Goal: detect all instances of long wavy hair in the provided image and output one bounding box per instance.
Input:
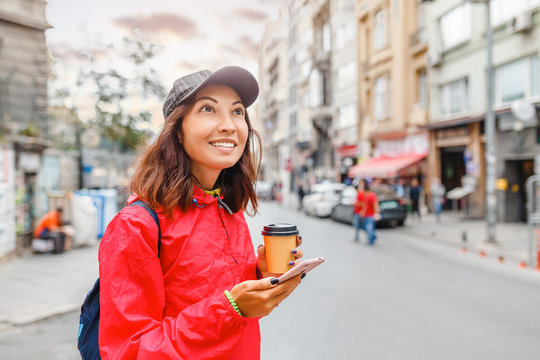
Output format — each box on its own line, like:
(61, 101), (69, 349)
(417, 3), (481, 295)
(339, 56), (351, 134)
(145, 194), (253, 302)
(130, 94), (261, 218)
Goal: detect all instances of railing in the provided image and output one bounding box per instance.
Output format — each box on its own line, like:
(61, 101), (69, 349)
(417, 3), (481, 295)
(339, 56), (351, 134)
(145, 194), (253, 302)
(409, 27), (427, 48)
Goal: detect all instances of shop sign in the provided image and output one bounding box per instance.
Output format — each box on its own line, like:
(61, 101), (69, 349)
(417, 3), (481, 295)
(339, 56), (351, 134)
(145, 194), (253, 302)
(336, 145), (359, 157)
(373, 134), (428, 157)
(436, 126), (468, 139)
(496, 178), (508, 191)
(18, 152), (41, 172)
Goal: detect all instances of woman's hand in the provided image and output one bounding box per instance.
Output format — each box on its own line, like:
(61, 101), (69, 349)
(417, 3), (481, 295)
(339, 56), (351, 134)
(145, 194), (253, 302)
(257, 235), (303, 278)
(229, 274), (303, 318)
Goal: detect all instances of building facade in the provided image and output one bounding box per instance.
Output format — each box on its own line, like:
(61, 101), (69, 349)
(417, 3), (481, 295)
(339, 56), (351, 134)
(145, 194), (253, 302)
(351, 0), (429, 183)
(1, 0), (51, 254)
(425, 0), (540, 220)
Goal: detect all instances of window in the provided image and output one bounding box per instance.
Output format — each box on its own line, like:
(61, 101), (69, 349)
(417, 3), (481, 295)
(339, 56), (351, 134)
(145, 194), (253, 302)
(309, 70), (321, 107)
(322, 23), (331, 52)
(417, 68), (427, 109)
(496, 55), (540, 104)
(374, 76), (390, 120)
(290, 112), (297, 132)
(374, 10), (387, 51)
(335, 21), (355, 50)
(337, 103), (357, 129)
(289, 84), (297, 106)
(440, 78), (469, 115)
(491, 0), (540, 25)
(440, 4), (471, 50)
(337, 61), (356, 89)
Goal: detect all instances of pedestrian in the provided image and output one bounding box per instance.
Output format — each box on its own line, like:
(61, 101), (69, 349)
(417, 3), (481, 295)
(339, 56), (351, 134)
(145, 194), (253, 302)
(409, 178), (422, 219)
(354, 180), (380, 245)
(297, 182), (305, 210)
(353, 181), (364, 243)
(430, 177), (446, 222)
(33, 207), (66, 254)
(98, 66), (305, 359)
(395, 178), (405, 198)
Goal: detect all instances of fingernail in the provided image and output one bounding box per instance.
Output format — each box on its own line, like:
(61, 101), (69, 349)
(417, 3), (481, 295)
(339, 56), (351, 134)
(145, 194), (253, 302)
(258, 244), (263, 250)
(291, 249), (297, 254)
(270, 278), (279, 285)
(288, 261), (295, 266)
(301, 273), (306, 279)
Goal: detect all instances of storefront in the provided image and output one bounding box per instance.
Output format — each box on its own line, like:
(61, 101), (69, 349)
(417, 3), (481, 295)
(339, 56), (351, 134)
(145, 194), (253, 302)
(495, 108), (540, 222)
(347, 133), (428, 182)
(427, 121), (484, 218)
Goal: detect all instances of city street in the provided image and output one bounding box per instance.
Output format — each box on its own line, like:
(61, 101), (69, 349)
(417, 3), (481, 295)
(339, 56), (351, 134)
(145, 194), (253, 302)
(1, 201), (540, 359)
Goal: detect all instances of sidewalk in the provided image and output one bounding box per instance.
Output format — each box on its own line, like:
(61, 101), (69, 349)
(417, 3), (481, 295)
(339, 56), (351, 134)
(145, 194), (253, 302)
(0, 244), (99, 331)
(400, 210), (535, 266)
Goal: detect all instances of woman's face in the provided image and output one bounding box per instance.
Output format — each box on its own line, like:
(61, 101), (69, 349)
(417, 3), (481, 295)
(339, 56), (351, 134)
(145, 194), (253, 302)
(180, 84), (248, 184)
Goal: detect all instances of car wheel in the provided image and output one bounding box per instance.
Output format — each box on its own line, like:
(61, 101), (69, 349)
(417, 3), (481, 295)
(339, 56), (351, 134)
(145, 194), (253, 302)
(397, 219), (405, 226)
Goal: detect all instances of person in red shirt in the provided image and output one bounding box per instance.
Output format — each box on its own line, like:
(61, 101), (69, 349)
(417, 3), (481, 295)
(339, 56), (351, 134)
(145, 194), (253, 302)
(98, 67), (305, 359)
(34, 207), (65, 254)
(353, 180), (380, 245)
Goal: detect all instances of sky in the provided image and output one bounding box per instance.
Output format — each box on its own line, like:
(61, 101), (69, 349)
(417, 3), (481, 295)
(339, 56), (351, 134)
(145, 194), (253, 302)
(45, 0), (289, 125)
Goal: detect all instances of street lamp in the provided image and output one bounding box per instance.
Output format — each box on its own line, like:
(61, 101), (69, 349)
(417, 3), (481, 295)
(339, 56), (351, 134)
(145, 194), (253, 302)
(468, 0), (497, 243)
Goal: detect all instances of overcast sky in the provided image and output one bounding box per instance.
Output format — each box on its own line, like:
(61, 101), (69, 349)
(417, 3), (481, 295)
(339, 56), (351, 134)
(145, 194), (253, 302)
(45, 0), (289, 124)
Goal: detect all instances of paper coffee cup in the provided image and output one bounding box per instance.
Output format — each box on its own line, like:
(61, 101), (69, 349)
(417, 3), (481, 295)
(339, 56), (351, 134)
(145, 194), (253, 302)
(262, 223), (299, 274)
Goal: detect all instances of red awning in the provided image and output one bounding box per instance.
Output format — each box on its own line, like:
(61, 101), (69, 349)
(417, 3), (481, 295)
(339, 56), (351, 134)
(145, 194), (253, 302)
(348, 153), (426, 178)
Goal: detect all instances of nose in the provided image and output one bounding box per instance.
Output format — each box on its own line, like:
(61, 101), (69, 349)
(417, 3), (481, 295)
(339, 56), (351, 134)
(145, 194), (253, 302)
(217, 112), (236, 133)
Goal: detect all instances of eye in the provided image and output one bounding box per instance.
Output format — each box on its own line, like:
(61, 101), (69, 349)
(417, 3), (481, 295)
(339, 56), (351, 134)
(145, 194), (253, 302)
(201, 105), (214, 112)
(233, 108), (245, 116)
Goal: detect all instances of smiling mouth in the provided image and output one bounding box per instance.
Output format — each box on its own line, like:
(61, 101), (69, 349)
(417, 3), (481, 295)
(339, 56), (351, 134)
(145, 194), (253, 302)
(210, 142), (236, 148)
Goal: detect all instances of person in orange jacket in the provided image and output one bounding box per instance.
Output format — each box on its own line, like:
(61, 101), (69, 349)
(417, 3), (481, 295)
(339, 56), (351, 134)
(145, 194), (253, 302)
(98, 66), (305, 359)
(34, 207), (65, 254)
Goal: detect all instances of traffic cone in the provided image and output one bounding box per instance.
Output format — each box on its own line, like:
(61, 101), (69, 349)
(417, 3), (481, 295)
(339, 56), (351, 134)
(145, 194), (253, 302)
(498, 255), (504, 263)
(460, 247), (467, 253)
(479, 250), (486, 257)
(519, 261), (527, 268)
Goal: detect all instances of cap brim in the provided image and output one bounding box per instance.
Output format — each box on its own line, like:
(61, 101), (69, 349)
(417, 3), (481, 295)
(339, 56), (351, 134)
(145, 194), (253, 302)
(190, 66), (259, 108)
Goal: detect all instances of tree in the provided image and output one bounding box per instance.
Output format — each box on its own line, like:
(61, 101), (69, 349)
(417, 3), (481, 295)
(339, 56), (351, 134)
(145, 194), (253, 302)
(80, 37), (166, 152)
(50, 36), (166, 152)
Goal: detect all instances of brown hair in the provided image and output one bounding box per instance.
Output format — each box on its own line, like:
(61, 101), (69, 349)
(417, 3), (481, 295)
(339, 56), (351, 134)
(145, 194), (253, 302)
(130, 95), (261, 218)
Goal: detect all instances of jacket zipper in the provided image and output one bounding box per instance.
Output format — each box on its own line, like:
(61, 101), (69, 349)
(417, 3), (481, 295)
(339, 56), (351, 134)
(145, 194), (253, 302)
(214, 195), (237, 264)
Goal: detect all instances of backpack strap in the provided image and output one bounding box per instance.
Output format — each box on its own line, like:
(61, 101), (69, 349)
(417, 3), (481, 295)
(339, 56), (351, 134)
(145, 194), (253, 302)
(129, 200), (161, 257)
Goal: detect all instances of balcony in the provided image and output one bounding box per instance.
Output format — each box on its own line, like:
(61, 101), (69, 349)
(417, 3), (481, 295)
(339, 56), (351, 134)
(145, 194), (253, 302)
(312, 48), (330, 69)
(409, 27), (427, 56)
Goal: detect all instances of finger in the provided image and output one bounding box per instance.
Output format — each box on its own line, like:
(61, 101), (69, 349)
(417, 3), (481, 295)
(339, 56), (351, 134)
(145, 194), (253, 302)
(291, 249), (303, 259)
(296, 235), (302, 247)
(242, 277), (280, 292)
(273, 274), (302, 303)
(257, 244), (265, 257)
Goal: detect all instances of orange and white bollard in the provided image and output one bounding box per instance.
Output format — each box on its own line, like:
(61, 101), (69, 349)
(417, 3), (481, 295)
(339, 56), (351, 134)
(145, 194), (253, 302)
(536, 229), (540, 271)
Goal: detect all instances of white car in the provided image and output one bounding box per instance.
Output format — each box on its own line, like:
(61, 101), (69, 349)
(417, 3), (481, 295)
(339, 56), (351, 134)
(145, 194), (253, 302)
(302, 182), (347, 217)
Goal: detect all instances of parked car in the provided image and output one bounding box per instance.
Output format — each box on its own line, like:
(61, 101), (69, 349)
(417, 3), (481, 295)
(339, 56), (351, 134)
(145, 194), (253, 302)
(302, 182), (347, 217)
(331, 185), (407, 227)
(255, 181), (272, 200)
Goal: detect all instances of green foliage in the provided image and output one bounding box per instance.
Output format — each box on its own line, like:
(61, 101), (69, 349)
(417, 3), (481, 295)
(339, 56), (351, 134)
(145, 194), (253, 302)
(74, 36), (165, 152)
(18, 124), (41, 137)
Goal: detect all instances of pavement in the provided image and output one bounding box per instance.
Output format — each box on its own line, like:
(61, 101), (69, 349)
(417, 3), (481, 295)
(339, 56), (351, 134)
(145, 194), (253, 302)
(0, 208), (538, 331)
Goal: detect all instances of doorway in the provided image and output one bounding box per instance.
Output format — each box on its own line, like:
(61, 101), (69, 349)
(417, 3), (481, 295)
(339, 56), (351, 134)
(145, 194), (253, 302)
(440, 146), (466, 210)
(504, 159), (534, 222)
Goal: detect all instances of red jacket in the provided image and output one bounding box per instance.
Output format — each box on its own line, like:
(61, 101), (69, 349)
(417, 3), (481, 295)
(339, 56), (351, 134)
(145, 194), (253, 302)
(98, 186), (260, 359)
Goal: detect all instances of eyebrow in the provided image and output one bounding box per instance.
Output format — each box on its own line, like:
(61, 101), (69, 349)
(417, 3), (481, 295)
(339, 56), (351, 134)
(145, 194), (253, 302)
(195, 96), (244, 107)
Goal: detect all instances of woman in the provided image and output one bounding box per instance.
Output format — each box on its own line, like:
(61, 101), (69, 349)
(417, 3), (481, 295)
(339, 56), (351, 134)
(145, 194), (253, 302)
(98, 66), (304, 359)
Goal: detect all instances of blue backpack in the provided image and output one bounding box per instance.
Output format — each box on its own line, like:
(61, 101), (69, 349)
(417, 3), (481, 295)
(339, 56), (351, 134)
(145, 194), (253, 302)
(77, 200), (161, 360)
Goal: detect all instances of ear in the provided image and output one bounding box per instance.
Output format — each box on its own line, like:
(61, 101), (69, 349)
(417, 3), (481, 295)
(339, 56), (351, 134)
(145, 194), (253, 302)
(177, 132), (182, 144)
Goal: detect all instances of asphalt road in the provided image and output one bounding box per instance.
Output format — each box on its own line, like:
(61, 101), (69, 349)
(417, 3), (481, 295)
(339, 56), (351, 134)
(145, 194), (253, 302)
(1, 201), (539, 360)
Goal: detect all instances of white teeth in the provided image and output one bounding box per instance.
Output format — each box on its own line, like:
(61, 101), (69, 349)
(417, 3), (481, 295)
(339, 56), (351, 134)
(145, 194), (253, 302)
(211, 142), (235, 148)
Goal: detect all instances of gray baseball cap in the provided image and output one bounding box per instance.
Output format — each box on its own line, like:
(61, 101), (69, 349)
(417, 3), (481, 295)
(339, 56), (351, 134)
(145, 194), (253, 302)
(162, 66), (259, 119)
